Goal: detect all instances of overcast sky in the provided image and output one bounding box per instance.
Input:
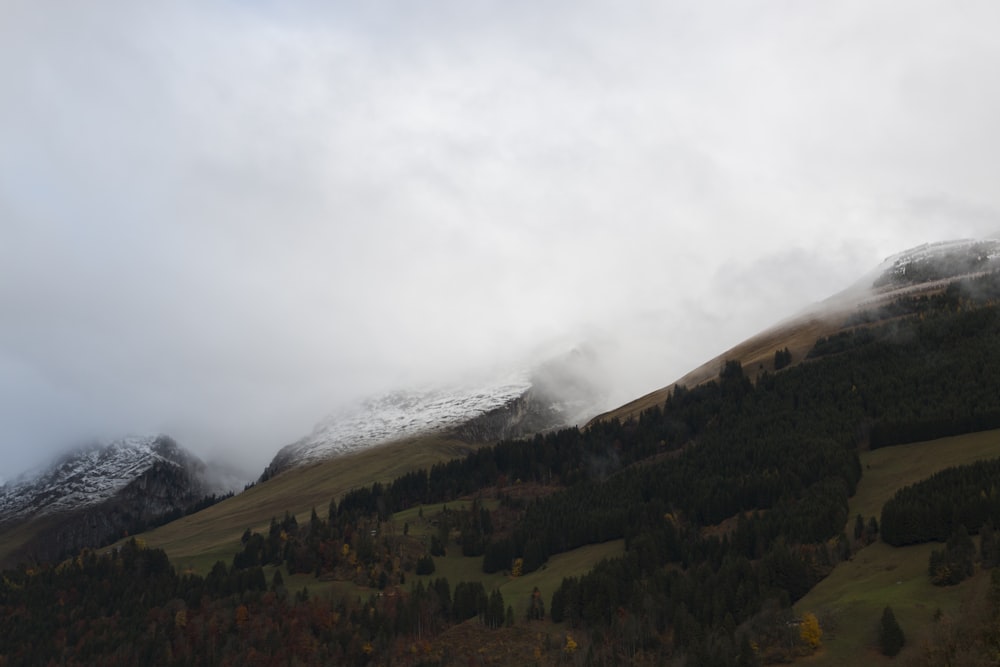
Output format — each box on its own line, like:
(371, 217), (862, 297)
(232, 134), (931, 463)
(3, 1), (1000, 481)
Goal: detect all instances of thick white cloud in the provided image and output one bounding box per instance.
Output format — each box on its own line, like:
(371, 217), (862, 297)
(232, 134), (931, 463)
(3, 0), (1000, 478)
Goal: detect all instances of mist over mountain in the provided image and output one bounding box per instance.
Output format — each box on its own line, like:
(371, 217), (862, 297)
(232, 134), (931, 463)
(6, 1), (1000, 483)
(261, 345), (610, 477)
(6, 236), (1000, 664)
(6, 2), (1000, 662)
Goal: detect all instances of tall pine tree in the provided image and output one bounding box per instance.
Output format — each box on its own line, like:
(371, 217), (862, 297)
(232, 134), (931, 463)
(879, 606), (905, 657)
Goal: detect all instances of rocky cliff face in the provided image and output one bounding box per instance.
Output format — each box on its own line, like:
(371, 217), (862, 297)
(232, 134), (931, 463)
(0, 435), (211, 566)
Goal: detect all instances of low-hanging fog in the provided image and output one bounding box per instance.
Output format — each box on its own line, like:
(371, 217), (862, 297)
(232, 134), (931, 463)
(3, 1), (1000, 481)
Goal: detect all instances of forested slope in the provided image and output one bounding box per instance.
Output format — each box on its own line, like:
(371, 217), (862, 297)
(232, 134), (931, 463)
(5, 271), (1000, 665)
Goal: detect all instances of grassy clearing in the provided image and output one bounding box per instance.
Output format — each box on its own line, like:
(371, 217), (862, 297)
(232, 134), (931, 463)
(393, 497), (623, 618)
(410, 539), (625, 619)
(499, 540), (625, 619)
(850, 429), (1000, 522)
(391, 499), (500, 540)
(795, 428), (1000, 665)
(794, 540), (975, 665)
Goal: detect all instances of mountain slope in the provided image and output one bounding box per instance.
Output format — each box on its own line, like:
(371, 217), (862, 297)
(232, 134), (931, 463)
(0, 435), (213, 566)
(594, 238), (1000, 424)
(137, 238), (1000, 575)
(8, 239), (1000, 665)
(129, 433), (486, 573)
(104, 252), (1000, 665)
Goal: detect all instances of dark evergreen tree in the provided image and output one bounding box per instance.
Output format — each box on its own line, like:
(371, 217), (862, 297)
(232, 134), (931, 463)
(415, 555), (436, 575)
(774, 347), (792, 371)
(485, 589), (505, 629)
(879, 606), (905, 657)
(866, 516), (879, 542)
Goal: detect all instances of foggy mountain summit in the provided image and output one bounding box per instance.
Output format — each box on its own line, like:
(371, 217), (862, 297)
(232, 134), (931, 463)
(0, 434), (229, 566)
(595, 236), (1000, 424)
(0, 235), (994, 554)
(261, 346), (609, 479)
(0, 435), (208, 523)
(5, 238), (1000, 662)
(874, 238), (1000, 289)
(7, 0), (1000, 499)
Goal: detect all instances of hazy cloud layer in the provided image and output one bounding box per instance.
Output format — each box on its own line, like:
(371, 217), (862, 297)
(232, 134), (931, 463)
(3, 1), (1000, 479)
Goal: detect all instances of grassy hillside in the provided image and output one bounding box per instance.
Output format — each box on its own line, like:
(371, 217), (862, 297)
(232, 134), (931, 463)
(135, 434), (483, 573)
(0, 514), (56, 567)
(396, 498), (623, 609)
(10, 269), (1000, 665)
(129, 279), (1000, 664)
(796, 541), (976, 665)
(795, 428), (1000, 665)
(849, 429), (1000, 522)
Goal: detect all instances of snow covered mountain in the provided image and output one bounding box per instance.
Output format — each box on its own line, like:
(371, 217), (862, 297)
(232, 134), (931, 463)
(0, 435), (204, 522)
(0, 435), (215, 566)
(263, 348), (607, 478)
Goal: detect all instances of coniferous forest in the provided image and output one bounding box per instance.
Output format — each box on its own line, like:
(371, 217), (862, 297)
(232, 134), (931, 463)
(5, 271), (1000, 664)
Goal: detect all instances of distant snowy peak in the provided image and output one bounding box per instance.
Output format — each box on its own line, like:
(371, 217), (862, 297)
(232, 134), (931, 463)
(264, 376), (534, 476)
(0, 434), (204, 523)
(261, 347), (610, 479)
(336, 378), (533, 440)
(874, 238), (1000, 289)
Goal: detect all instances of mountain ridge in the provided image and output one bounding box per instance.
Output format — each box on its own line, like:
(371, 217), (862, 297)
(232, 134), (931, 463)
(0, 434), (217, 566)
(591, 237), (1000, 425)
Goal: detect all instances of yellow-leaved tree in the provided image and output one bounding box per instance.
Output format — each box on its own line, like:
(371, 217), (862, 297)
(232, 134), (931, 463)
(800, 612), (822, 650)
